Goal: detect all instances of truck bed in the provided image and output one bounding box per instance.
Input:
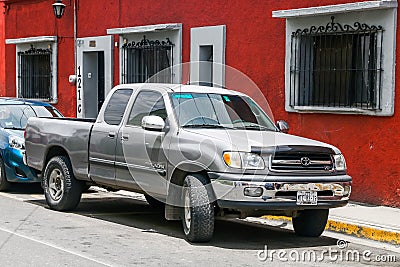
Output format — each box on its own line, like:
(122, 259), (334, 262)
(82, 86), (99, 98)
(25, 117), (95, 180)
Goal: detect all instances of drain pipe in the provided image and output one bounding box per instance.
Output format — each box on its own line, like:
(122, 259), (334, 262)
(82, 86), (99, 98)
(74, 0), (77, 77)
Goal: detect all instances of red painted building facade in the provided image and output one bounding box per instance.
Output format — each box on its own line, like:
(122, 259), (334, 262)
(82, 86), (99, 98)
(0, 0), (399, 207)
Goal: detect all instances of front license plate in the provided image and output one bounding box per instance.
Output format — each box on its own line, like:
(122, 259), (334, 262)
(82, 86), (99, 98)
(296, 191), (317, 205)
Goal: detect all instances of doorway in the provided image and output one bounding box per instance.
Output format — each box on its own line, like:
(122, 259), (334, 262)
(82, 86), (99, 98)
(76, 35), (113, 118)
(199, 45), (213, 87)
(82, 51), (105, 118)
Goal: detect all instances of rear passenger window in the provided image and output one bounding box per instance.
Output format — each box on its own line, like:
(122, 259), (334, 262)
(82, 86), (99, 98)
(128, 91), (167, 126)
(104, 89), (133, 125)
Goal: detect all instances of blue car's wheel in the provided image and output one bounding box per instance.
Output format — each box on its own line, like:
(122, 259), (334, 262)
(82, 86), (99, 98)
(0, 158), (10, 191)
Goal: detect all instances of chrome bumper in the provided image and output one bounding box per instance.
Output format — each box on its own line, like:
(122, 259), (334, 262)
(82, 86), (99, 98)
(208, 172), (351, 209)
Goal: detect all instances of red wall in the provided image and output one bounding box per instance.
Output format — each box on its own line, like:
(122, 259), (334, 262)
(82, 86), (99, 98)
(2, 0), (400, 207)
(0, 10), (4, 94)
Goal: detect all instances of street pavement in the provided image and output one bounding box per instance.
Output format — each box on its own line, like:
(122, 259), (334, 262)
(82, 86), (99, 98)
(262, 202), (400, 246)
(0, 184), (398, 266)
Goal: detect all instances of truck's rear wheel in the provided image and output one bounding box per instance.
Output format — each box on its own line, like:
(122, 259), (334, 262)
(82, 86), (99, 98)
(43, 156), (82, 211)
(292, 209), (329, 237)
(182, 174), (214, 243)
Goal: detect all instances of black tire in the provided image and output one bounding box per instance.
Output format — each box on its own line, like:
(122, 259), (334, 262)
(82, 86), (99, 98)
(0, 158), (10, 191)
(82, 184), (91, 192)
(43, 156), (83, 211)
(182, 174), (214, 243)
(292, 209), (329, 237)
(144, 194), (164, 210)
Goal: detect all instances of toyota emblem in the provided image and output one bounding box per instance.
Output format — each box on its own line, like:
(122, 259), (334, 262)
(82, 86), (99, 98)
(300, 157), (311, 167)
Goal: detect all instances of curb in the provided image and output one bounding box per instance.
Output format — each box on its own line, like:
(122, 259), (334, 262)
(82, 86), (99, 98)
(262, 215), (400, 246)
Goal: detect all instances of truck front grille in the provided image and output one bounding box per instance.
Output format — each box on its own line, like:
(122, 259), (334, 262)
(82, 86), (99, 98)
(270, 152), (333, 173)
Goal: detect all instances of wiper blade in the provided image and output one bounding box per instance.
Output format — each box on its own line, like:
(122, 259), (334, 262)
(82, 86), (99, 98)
(182, 124), (234, 129)
(235, 124), (274, 131)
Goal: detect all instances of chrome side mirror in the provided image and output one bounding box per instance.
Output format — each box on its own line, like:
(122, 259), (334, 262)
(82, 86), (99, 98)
(142, 115), (165, 131)
(276, 120), (289, 133)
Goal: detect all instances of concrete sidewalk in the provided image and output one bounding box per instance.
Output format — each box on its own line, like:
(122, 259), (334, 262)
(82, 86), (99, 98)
(262, 202), (400, 245)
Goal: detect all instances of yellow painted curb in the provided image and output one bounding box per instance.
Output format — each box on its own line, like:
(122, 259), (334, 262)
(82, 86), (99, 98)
(262, 215), (400, 245)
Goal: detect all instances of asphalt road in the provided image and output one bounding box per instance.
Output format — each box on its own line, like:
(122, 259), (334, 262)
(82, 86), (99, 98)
(0, 185), (398, 267)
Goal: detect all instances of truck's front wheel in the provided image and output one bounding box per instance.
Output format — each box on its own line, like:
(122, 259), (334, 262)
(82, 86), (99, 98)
(182, 174), (214, 243)
(43, 156), (83, 211)
(292, 209), (329, 237)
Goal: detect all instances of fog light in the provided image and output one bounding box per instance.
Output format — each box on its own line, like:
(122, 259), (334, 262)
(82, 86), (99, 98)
(244, 187), (263, 197)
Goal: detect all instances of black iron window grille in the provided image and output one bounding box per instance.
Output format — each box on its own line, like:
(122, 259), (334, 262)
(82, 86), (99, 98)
(290, 16), (383, 110)
(121, 36), (174, 84)
(18, 45), (53, 101)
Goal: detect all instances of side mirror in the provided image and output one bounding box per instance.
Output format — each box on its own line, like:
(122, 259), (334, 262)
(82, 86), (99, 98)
(276, 120), (289, 133)
(142, 115), (165, 131)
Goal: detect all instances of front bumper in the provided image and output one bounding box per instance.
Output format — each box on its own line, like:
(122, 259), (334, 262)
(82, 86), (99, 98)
(4, 148), (39, 183)
(208, 172), (351, 212)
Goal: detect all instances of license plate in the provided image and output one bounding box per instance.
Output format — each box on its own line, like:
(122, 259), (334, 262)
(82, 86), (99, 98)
(296, 191), (317, 205)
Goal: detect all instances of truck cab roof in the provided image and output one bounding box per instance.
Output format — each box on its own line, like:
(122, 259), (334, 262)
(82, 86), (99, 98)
(112, 83), (247, 96)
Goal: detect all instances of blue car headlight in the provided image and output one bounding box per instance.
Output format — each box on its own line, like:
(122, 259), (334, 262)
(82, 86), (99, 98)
(9, 135), (25, 150)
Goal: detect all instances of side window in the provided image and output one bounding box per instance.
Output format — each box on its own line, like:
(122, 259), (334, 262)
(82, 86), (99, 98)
(127, 91), (167, 126)
(104, 89), (133, 125)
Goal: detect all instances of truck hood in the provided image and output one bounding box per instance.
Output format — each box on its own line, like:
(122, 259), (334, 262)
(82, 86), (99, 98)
(182, 128), (341, 154)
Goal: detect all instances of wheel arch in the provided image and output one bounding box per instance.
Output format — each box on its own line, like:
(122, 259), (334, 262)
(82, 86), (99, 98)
(43, 146), (70, 173)
(165, 164), (215, 221)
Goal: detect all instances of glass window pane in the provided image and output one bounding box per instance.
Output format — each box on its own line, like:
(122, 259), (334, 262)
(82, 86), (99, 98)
(104, 89), (133, 125)
(128, 91), (167, 126)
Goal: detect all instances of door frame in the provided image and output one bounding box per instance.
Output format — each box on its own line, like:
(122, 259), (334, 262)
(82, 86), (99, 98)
(76, 35), (113, 118)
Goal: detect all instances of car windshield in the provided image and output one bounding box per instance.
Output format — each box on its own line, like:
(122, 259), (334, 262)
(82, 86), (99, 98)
(170, 93), (277, 131)
(0, 104), (61, 130)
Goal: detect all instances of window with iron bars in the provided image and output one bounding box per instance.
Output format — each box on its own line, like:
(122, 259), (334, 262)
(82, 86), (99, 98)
(289, 16), (383, 110)
(121, 36), (174, 84)
(18, 45), (53, 101)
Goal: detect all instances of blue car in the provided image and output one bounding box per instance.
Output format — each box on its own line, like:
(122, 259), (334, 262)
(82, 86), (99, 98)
(0, 98), (62, 191)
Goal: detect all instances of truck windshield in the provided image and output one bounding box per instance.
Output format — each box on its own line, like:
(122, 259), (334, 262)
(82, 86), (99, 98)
(170, 93), (277, 131)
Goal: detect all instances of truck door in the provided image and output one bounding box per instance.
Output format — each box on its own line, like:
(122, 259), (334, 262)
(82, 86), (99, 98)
(89, 88), (133, 186)
(115, 90), (168, 196)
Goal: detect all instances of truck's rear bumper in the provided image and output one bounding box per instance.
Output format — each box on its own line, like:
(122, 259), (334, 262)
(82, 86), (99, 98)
(208, 172), (351, 212)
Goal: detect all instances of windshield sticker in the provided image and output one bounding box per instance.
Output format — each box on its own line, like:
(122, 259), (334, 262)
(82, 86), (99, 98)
(223, 96), (231, 102)
(173, 94), (193, 99)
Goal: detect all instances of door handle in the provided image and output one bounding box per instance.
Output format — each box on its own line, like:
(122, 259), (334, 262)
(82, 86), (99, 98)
(121, 135), (129, 141)
(108, 132), (116, 138)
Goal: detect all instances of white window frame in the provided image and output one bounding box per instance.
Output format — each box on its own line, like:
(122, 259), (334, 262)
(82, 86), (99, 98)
(5, 36), (58, 103)
(107, 23), (182, 84)
(190, 25), (226, 88)
(273, 1), (397, 116)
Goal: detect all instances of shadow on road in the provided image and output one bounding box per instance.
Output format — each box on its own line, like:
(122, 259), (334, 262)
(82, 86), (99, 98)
(5, 183), (43, 194)
(27, 193), (339, 251)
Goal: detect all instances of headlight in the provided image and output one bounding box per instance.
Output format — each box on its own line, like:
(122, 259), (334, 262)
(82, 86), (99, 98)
(9, 135), (25, 150)
(333, 154), (346, 171)
(223, 152), (265, 169)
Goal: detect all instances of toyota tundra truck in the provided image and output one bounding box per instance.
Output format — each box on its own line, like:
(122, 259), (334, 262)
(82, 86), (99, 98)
(25, 83), (352, 242)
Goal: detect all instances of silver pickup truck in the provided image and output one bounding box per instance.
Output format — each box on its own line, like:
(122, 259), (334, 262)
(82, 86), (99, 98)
(25, 83), (351, 242)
